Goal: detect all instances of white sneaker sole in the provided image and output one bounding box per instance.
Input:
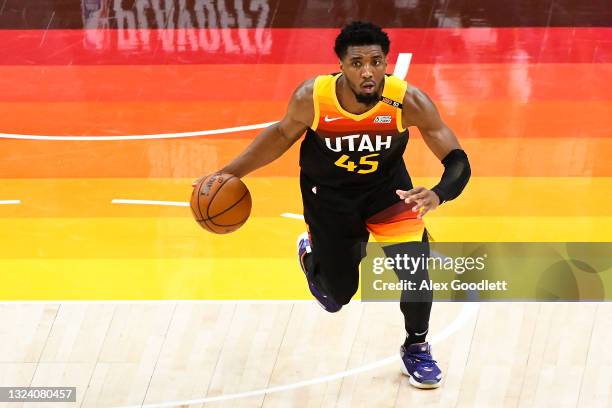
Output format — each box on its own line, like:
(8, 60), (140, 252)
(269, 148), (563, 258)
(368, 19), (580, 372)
(400, 363), (441, 389)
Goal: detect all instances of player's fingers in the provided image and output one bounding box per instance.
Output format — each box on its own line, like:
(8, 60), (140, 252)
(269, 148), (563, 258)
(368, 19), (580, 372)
(397, 187), (421, 198)
(412, 191), (429, 200)
(420, 197), (440, 218)
(406, 191), (429, 206)
(406, 187), (427, 198)
(416, 202), (431, 218)
(415, 191), (440, 209)
(418, 206), (431, 219)
(192, 175), (208, 187)
(396, 189), (409, 199)
(397, 187), (422, 194)
(406, 186), (425, 195)
(412, 198), (427, 211)
(403, 188), (425, 203)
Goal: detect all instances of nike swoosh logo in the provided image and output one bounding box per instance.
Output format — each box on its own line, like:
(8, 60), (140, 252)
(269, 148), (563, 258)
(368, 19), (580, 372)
(324, 115), (343, 122)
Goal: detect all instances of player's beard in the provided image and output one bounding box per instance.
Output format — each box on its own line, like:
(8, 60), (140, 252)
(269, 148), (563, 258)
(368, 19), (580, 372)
(352, 82), (382, 106)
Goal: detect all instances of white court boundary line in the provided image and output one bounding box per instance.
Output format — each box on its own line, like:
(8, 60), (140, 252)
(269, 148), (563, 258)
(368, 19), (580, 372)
(393, 52), (412, 82)
(0, 53), (411, 141)
(115, 302), (479, 408)
(0, 200), (20, 205)
(111, 199), (305, 222)
(281, 212), (305, 220)
(0, 121), (278, 141)
(0, 300), (315, 305)
(112, 199), (190, 207)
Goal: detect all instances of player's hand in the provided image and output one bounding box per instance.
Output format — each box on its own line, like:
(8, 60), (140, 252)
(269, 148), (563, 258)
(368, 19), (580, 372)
(396, 187), (440, 219)
(192, 171), (221, 188)
(192, 178), (202, 188)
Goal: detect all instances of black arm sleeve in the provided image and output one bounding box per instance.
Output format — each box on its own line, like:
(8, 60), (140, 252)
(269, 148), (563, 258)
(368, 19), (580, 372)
(430, 149), (471, 204)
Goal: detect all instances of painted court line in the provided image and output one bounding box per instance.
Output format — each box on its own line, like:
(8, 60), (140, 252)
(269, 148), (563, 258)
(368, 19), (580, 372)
(280, 212), (305, 220)
(115, 302), (479, 408)
(0, 200), (21, 205)
(0, 53), (411, 141)
(393, 52), (412, 80)
(0, 121), (278, 141)
(112, 199), (190, 207)
(0, 300), (315, 305)
(111, 200), (305, 223)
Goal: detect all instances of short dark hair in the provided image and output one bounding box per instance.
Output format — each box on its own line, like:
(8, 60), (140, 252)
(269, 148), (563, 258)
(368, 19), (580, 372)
(334, 21), (390, 60)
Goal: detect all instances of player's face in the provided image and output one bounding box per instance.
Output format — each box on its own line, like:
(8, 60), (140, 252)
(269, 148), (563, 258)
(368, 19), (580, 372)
(340, 45), (387, 104)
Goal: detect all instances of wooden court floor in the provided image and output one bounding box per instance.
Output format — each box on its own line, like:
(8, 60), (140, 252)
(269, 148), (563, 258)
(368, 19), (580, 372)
(0, 301), (610, 407)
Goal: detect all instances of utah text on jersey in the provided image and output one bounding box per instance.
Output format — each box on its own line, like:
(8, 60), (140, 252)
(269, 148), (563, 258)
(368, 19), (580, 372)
(324, 134), (392, 152)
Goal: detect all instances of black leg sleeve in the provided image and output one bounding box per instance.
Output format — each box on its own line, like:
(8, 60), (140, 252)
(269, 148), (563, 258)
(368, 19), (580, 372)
(382, 230), (433, 344)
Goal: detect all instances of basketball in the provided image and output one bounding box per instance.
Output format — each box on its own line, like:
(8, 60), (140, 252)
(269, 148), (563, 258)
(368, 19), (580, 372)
(190, 173), (252, 234)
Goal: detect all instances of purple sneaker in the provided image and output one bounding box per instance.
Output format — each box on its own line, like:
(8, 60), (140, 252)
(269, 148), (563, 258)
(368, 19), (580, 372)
(297, 232), (342, 313)
(400, 342), (442, 389)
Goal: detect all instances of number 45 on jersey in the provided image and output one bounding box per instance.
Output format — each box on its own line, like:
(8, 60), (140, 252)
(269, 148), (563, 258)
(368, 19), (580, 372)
(334, 154), (380, 174)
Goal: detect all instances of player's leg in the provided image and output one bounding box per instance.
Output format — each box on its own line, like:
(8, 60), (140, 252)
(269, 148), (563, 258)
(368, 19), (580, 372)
(380, 230), (433, 343)
(298, 174), (369, 312)
(380, 232), (440, 388)
(365, 168), (442, 388)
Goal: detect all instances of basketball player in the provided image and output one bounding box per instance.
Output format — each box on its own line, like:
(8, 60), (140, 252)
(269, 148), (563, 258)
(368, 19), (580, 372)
(197, 21), (470, 388)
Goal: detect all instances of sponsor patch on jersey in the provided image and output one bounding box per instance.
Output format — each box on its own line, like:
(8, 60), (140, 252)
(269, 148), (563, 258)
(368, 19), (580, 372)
(380, 96), (403, 108)
(373, 115), (392, 124)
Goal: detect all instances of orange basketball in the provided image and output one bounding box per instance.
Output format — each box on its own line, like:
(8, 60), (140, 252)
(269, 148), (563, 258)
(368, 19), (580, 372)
(190, 173), (252, 234)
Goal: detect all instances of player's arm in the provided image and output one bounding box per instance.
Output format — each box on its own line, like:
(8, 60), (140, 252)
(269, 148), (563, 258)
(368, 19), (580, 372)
(206, 80), (314, 180)
(396, 86), (471, 218)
